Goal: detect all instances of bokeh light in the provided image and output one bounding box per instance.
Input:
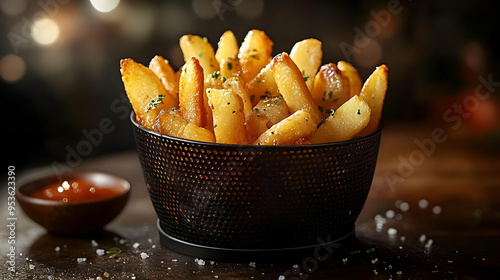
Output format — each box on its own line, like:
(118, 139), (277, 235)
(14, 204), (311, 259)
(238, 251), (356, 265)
(236, 0), (264, 19)
(32, 18), (60, 45)
(0, 54), (26, 83)
(0, 0), (26, 16)
(192, 0), (217, 20)
(90, 0), (120, 13)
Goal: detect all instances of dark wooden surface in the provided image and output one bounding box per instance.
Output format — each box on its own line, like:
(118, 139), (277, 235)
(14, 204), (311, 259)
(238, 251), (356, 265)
(2, 123), (499, 279)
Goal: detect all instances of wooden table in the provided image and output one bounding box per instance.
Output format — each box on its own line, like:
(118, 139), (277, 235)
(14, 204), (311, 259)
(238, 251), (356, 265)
(2, 123), (499, 279)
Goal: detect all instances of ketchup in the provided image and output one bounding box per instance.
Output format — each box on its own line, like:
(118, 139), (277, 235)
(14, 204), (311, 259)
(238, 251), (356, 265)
(30, 180), (119, 203)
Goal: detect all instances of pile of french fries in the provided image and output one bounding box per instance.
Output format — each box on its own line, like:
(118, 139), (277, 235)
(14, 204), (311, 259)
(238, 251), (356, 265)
(120, 29), (388, 145)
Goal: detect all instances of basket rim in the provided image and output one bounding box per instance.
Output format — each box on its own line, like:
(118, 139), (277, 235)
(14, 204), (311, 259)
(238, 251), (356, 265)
(130, 111), (383, 148)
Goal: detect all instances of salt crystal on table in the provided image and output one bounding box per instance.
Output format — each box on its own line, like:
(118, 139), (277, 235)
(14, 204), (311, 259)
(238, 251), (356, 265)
(55, 246), (60, 252)
(418, 199), (429, 208)
(96, 249), (105, 256)
(249, 262), (256, 267)
(278, 276), (285, 280)
(400, 202), (409, 212)
(387, 228), (397, 235)
(425, 239), (433, 249)
(91, 240), (98, 247)
(140, 252), (149, 259)
(385, 210), (395, 219)
(196, 258), (205, 265)
(77, 257), (87, 263)
(419, 234), (427, 243)
(433, 206), (442, 215)
(133, 242), (140, 249)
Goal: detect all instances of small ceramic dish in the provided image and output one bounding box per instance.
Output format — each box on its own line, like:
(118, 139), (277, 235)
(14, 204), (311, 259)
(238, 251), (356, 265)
(17, 171), (130, 234)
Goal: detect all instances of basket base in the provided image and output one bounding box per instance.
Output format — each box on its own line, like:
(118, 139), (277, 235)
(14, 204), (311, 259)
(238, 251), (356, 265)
(157, 220), (355, 262)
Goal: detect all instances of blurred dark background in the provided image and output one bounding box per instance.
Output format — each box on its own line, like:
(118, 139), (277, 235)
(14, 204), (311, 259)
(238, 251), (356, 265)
(1, 0), (499, 174)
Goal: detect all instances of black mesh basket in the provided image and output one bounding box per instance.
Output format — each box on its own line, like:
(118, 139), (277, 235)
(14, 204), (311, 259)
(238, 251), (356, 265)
(131, 113), (382, 261)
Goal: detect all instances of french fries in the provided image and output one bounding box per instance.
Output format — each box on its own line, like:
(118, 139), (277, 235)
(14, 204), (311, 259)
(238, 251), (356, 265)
(179, 57), (206, 127)
(206, 88), (248, 145)
(358, 64), (388, 136)
(309, 96), (371, 144)
(121, 29), (388, 145)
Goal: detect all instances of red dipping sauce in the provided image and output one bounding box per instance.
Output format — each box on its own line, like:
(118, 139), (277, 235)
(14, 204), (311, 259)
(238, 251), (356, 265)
(30, 179), (119, 203)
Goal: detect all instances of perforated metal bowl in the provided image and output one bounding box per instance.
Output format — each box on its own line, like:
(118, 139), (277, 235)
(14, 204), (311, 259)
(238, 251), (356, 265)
(131, 113), (382, 261)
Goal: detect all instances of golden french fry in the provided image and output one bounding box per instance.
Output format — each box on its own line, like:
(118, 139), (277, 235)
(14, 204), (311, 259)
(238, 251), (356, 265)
(120, 58), (177, 130)
(311, 63), (351, 115)
(154, 109), (215, 143)
(215, 30), (239, 63)
(179, 35), (219, 79)
(219, 57), (242, 79)
(246, 61), (279, 106)
(271, 52), (322, 123)
(290, 38), (323, 92)
(337, 60), (362, 97)
(149, 55), (179, 98)
(179, 57), (206, 127)
(358, 64), (388, 136)
(245, 97), (289, 143)
(253, 109), (318, 146)
(223, 76), (253, 119)
(309, 95), (371, 144)
(238, 29), (273, 83)
(206, 88), (248, 145)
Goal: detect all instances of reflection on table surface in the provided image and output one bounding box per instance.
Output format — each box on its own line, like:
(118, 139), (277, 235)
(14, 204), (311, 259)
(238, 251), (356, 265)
(2, 123), (499, 279)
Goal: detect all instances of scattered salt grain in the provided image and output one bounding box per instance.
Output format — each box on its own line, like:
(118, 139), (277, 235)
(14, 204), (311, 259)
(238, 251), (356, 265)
(387, 228), (397, 236)
(292, 264), (299, 269)
(396, 271), (403, 275)
(400, 202), (409, 212)
(91, 240), (98, 247)
(133, 242), (140, 249)
(77, 257), (87, 263)
(400, 236), (406, 242)
(433, 206), (442, 215)
(385, 210), (395, 219)
(419, 234), (427, 243)
(278, 276), (285, 280)
(55, 246), (60, 252)
(424, 239), (433, 249)
(210, 261), (215, 265)
(371, 258), (378, 264)
(140, 252), (149, 259)
(172, 259), (178, 262)
(418, 199), (429, 209)
(195, 258), (205, 265)
(249, 262), (256, 267)
(96, 249), (105, 256)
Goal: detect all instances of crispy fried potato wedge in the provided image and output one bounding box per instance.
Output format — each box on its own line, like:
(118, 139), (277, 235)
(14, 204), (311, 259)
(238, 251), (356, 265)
(206, 88), (248, 144)
(337, 60), (362, 98)
(309, 95), (371, 144)
(311, 63), (351, 116)
(215, 30), (239, 63)
(358, 64), (388, 136)
(246, 61), (279, 106)
(120, 58), (177, 130)
(245, 96), (289, 143)
(253, 109), (318, 145)
(238, 29), (273, 83)
(271, 52), (322, 123)
(223, 76), (253, 119)
(219, 57), (242, 79)
(149, 55), (179, 98)
(154, 109), (215, 143)
(290, 38), (323, 92)
(179, 35), (219, 79)
(179, 57), (206, 127)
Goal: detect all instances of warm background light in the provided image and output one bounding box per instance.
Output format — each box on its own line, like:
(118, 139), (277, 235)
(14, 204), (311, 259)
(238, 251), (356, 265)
(0, 54), (26, 83)
(32, 18), (60, 45)
(90, 0), (120, 13)
(0, 0), (26, 16)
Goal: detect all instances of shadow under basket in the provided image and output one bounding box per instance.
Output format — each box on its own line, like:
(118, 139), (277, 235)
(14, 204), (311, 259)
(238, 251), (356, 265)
(131, 113), (382, 262)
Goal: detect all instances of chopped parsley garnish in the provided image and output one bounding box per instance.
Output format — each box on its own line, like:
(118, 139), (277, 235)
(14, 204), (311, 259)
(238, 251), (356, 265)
(147, 94), (166, 111)
(203, 36), (208, 42)
(227, 62), (233, 70)
(263, 98), (282, 105)
(210, 71), (220, 79)
(356, 109), (361, 115)
(303, 74), (310, 82)
(106, 247), (121, 256)
(325, 108), (335, 115)
(327, 91), (333, 100)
